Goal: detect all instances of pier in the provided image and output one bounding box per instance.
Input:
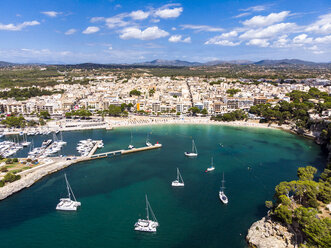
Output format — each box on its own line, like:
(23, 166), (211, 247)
(90, 143), (162, 159)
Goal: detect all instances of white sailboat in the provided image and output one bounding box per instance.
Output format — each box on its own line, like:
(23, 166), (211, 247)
(56, 174), (81, 211)
(219, 172), (228, 204)
(146, 134), (152, 147)
(134, 195), (159, 232)
(206, 157), (215, 172)
(21, 134), (31, 147)
(128, 131), (134, 149)
(172, 168), (185, 187)
(184, 139), (198, 157)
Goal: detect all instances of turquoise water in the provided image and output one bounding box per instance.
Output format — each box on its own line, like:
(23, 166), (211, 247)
(0, 125), (326, 248)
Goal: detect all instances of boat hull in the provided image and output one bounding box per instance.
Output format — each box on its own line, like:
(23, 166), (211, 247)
(134, 219), (159, 232)
(172, 180), (184, 187)
(219, 191), (228, 204)
(184, 152), (197, 157)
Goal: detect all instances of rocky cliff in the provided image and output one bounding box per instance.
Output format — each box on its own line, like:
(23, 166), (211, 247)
(246, 216), (297, 248)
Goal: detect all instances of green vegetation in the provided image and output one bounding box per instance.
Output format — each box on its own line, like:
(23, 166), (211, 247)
(129, 89), (141, 97)
(0, 172), (21, 187)
(267, 165), (331, 247)
(249, 88), (331, 128)
(1, 115), (27, 127)
(149, 88), (155, 96)
(65, 109), (92, 118)
(0, 87), (62, 100)
(188, 107), (208, 116)
(39, 110), (51, 119)
(211, 110), (247, 122)
(226, 88), (241, 97)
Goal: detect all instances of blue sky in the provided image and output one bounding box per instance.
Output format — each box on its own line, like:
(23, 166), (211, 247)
(0, 0), (331, 63)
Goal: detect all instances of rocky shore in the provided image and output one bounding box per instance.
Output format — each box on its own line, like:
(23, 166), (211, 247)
(0, 158), (83, 200)
(246, 216), (297, 248)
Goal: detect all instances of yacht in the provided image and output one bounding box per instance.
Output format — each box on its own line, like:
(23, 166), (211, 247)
(134, 195), (159, 232)
(172, 168), (185, 187)
(42, 139), (52, 148)
(56, 174), (81, 211)
(184, 139), (198, 157)
(206, 157), (215, 172)
(21, 134), (31, 147)
(219, 172), (228, 204)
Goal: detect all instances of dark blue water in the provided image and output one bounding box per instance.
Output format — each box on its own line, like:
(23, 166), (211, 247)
(0, 125), (326, 248)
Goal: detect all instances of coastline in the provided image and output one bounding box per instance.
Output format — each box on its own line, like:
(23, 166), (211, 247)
(0, 118), (299, 202)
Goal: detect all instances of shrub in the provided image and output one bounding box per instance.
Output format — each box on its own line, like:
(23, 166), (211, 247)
(3, 172), (21, 183)
(5, 158), (13, 164)
(13, 158), (18, 163)
(0, 180), (4, 187)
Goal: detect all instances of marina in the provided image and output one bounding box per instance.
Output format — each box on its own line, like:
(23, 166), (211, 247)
(0, 125), (327, 248)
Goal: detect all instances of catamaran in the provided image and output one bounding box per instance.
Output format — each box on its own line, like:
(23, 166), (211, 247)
(206, 157), (215, 172)
(134, 195), (159, 232)
(56, 174), (81, 211)
(128, 131), (134, 149)
(172, 168), (185, 187)
(185, 139), (198, 157)
(219, 172), (228, 204)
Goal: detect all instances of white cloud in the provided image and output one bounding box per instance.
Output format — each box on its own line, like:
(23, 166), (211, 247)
(0, 21), (40, 31)
(41, 11), (61, 17)
(272, 35), (290, 48)
(155, 7), (183, 19)
(246, 39), (270, 47)
(120, 26), (169, 40)
(243, 11), (290, 27)
(65, 28), (77, 35)
(305, 13), (331, 34)
(205, 39), (241, 46)
(293, 34), (313, 44)
(240, 5), (268, 12)
(240, 23), (297, 39)
(105, 14), (130, 29)
(205, 31), (239, 45)
(82, 26), (100, 34)
(168, 35), (191, 43)
(180, 24), (223, 32)
(315, 35), (331, 43)
(129, 10), (149, 20)
(234, 13), (251, 18)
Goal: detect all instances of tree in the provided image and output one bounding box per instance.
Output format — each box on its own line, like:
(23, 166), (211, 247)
(297, 166), (317, 181)
(274, 205), (292, 224)
(189, 107), (200, 115)
(226, 88), (241, 97)
(149, 88), (155, 96)
(265, 201), (273, 209)
(39, 110), (50, 119)
(201, 108), (208, 115)
(108, 105), (122, 116)
(3, 172), (21, 183)
(129, 89), (141, 97)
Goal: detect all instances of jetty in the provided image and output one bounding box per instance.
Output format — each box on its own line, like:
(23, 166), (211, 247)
(90, 143), (162, 159)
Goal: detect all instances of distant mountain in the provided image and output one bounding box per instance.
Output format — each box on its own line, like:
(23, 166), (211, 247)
(254, 59), (320, 66)
(204, 60), (253, 66)
(135, 59), (202, 67)
(0, 61), (16, 67)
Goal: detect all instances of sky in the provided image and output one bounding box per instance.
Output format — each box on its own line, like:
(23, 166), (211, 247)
(0, 0), (331, 64)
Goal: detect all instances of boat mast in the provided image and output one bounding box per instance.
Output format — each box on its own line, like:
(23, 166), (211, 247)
(179, 169), (184, 184)
(145, 194), (149, 220)
(211, 157), (213, 167)
(177, 168), (179, 181)
(221, 172), (225, 192)
(65, 174), (71, 200)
